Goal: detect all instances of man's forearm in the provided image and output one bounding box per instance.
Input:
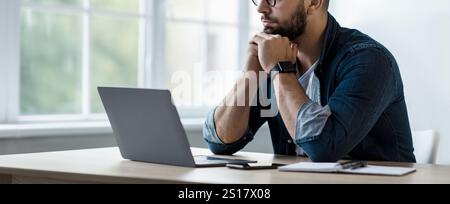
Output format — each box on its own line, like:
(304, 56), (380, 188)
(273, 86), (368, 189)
(214, 71), (260, 144)
(272, 73), (310, 139)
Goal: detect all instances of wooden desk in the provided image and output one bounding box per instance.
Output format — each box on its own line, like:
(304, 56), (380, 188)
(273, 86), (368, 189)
(0, 147), (449, 184)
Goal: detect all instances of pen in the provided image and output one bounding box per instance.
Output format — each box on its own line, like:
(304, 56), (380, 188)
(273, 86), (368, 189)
(339, 161), (368, 170)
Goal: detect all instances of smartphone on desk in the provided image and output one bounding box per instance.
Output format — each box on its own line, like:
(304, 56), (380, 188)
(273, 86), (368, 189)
(226, 163), (286, 170)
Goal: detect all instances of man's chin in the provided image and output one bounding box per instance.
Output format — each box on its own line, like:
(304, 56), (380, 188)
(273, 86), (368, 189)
(263, 27), (276, 34)
(263, 27), (286, 37)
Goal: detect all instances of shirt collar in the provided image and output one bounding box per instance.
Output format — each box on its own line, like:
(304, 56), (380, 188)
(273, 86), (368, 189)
(317, 13), (340, 71)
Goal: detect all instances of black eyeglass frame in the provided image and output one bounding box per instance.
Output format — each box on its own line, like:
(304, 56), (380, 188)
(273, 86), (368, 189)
(251, 0), (276, 7)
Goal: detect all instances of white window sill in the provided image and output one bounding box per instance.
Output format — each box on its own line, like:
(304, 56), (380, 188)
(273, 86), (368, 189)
(0, 118), (205, 139)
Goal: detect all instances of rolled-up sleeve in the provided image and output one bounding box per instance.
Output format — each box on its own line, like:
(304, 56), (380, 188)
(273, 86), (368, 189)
(203, 106), (266, 155)
(203, 91), (270, 155)
(295, 100), (332, 144)
(296, 48), (396, 162)
(203, 107), (225, 145)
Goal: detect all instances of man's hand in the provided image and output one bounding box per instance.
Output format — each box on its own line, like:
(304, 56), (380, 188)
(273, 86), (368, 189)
(246, 42), (263, 72)
(251, 33), (298, 73)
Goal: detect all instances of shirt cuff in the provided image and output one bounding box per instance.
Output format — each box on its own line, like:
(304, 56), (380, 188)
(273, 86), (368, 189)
(203, 107), (226, 144)
(295, 100), (332, 144)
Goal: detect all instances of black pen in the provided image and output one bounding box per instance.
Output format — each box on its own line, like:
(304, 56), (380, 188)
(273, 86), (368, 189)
(339, 161), (368, 170)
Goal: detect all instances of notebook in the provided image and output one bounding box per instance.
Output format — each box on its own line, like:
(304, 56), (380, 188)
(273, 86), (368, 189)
(278, 162), (416, 176)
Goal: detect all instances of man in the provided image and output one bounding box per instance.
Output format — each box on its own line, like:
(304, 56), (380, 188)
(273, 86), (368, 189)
(203, 0), (416, 162)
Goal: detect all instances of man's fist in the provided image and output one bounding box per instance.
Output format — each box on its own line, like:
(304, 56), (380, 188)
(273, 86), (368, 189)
(245, 42), (263, 72)
(251, 32), (298, 73)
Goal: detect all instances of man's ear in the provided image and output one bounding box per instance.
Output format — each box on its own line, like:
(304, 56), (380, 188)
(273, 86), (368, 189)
(305, 0), (325, 15)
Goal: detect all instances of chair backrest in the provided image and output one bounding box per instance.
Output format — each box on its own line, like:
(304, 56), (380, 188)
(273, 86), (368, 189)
(412, 130), (440, 164)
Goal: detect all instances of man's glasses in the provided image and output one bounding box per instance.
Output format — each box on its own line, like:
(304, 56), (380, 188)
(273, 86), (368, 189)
(252, 0), (277, 7)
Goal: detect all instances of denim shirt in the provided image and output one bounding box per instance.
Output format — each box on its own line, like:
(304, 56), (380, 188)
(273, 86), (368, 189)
(203, 13), (416, 163)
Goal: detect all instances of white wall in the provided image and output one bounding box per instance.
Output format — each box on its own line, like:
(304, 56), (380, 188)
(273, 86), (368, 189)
(331, 0), (450, 164)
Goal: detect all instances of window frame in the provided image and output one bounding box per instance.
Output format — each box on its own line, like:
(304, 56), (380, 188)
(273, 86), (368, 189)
(0, 0), (8, 123)
(0, 0), (20, 124)
(3, 0), (254, 124)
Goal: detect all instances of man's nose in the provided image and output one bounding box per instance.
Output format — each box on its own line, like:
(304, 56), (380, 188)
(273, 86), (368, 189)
(257, 0), (271, 14)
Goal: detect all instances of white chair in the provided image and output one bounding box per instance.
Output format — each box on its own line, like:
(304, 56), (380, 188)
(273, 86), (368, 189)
(412, 130), (440, 164)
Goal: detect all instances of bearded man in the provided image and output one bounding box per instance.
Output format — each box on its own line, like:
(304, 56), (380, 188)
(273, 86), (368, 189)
(203, 0), (416, 162)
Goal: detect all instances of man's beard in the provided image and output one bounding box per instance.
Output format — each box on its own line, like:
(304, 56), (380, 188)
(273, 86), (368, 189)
(263, 6), (307, 41)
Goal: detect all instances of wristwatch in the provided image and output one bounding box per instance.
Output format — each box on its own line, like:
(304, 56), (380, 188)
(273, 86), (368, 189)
(270, 61), (297, 78)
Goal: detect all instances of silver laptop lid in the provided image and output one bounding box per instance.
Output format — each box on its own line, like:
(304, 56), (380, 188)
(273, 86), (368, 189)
(98, 87), (196, 167)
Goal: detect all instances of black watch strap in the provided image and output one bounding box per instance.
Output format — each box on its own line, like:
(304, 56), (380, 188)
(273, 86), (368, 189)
(271, 61), (297, 73)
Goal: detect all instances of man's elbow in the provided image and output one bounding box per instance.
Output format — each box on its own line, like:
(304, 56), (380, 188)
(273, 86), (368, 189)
(206, 142), (237, 156)
(307, 152), (341, 163)
(301, 142), (343, 162)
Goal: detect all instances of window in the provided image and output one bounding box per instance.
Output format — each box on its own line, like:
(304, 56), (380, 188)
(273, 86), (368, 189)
(20, 0), (144, 122)
(13, 0), (263, 123)
(166, 0), (240, 109)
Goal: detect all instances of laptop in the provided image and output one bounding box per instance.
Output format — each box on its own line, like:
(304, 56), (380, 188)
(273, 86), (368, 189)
(98, 87), (257, 167)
